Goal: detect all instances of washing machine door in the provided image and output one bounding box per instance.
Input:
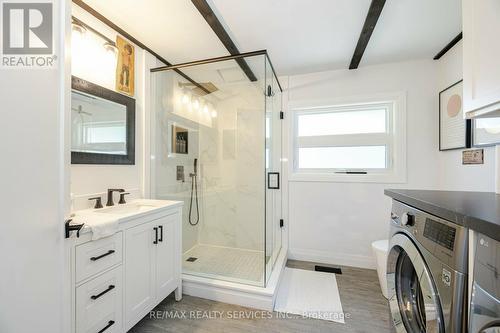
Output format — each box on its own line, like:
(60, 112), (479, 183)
(387, 233), (444, 332)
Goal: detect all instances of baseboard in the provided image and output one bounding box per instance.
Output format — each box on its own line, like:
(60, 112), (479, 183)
(288, 248), (376, 269)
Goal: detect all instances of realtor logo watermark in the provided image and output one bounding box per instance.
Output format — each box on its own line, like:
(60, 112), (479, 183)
(1, 0), (56, 68)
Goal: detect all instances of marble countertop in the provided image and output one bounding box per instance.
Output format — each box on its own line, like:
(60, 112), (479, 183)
(71, 199), (183, 235)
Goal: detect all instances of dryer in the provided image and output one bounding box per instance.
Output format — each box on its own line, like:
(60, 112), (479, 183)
(387, 200), (468, 332)
(470, 233), (500, 333)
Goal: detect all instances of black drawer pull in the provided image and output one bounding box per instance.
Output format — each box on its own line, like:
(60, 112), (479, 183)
(158, 225), (163, 242)
(90, 250), (115, 261)
(97, 320), (115, 333)
(153, 227), (158, 244)
(91, 285), (115, 300)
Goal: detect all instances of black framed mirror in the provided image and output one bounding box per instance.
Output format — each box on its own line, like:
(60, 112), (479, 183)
(71, 76), (135, 165)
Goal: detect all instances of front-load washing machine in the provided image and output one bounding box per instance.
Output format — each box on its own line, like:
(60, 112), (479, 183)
(387, 200), (468, 332)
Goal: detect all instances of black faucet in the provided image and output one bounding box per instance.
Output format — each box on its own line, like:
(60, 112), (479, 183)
(106, 189), (124, 206)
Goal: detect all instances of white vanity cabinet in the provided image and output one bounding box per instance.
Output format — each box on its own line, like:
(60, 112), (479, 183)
(463, 0), (500, 118)
(124, 213), (181, 331)
(70, 201), (182, 333)
(123, 221), (157, 330)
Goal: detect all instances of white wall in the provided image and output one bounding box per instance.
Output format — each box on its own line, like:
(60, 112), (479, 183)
(285, 60), (438, 268)
(0, 1), (70, 332)
(70, 5), (150, 209)
(436, 41), (495, 192)
(285, 54), (495, 269)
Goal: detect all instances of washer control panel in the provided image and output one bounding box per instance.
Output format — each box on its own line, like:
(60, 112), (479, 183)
(390, 199), (468, 273)
(423, 218), (456, 251)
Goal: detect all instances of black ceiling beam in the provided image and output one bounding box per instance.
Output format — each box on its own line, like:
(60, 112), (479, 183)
(191, 0), (258, 82)
(349, 0), (386, 70)
(433, 32), (463, 60)
(72, 0), (211, 94)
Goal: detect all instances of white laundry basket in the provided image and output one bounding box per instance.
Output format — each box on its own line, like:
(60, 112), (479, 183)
(372, 240), (389, 299)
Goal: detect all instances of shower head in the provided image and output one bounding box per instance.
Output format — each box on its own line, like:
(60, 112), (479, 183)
(178, 82), (218, 97)
(194, 158), (198, 176)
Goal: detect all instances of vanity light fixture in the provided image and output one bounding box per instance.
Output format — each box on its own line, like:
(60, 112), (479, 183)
(71, 21), (87, 36)
(103, 41), (118, 54)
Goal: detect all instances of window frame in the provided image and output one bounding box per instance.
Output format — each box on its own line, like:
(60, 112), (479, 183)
(288, 92), (407, 183)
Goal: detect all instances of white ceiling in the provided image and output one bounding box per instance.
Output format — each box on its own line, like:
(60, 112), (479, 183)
(80, 0), (461, 76)
(210, 0), (372, 75)
(83, 0), (228, 64)
(362, 0), (462, 66)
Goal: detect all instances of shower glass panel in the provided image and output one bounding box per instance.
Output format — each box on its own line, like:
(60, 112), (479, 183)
(150, 52), (282, 287)
(265, 57), (283, 283)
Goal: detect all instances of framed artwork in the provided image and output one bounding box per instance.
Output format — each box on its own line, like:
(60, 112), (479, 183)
(115, 36), (135, 96)
(472, 117), (500, 146)
(439, 80), (471, 151)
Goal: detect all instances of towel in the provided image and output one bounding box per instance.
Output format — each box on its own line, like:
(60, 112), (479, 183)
(72, 213), (119, 240)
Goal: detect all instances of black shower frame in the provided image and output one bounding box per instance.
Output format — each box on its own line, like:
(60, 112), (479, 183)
(150, 50), (283, 93)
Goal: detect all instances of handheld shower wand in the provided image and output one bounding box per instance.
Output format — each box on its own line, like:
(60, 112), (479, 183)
(188, 158), (199, 226)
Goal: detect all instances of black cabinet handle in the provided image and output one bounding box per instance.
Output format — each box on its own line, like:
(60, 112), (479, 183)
(153, 227), (158, 244)
(97, 320), (115, 333)
(91, 285), (115, 300)
(158, 225), (163, 242)
(90, 250), (115, 261)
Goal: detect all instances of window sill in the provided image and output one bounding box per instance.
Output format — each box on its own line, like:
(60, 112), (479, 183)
(288, 171), (406, 184)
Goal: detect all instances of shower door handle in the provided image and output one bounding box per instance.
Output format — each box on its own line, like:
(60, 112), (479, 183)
(267, 172), (280, 189)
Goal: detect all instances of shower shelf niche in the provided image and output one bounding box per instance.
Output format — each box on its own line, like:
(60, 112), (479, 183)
(171, 124), (188, 154)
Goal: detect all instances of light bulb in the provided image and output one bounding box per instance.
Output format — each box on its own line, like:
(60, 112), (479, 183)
(71, 22), (87, 36)
(181, 93), (189, 105)
(71, 22), (87, 50)
(203, 105), (209, 114)
(211, 110), (217, 118)
(193, 99), (200, 110)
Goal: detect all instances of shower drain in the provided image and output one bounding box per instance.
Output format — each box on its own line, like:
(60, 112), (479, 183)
(186, 257), (198, 262)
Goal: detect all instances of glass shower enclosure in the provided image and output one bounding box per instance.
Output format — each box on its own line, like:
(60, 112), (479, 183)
(150, 51), (282, 287)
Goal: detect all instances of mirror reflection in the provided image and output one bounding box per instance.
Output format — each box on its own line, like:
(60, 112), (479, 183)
(71, 91), (127, 155)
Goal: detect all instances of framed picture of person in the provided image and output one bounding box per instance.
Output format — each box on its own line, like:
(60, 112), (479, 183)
(439, 80), (471, 151)
(116, 36), (135, 96)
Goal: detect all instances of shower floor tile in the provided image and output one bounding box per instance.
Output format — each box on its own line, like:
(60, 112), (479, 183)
(183, 244), (265, 286)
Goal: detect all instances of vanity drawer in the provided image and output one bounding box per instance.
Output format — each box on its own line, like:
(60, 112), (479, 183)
(76, 266), (123, 333)
(76, 232), (123, 283)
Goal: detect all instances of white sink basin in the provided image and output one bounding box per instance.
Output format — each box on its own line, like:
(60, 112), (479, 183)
(96, 202), (159, 215)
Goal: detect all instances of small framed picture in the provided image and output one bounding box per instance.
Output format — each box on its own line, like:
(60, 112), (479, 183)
(116, 36), (135, 96)
(472, 117), (500, 147)
(439, 80), (471, 151)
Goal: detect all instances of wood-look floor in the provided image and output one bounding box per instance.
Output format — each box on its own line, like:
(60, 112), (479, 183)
(130, 260), (391, 333)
